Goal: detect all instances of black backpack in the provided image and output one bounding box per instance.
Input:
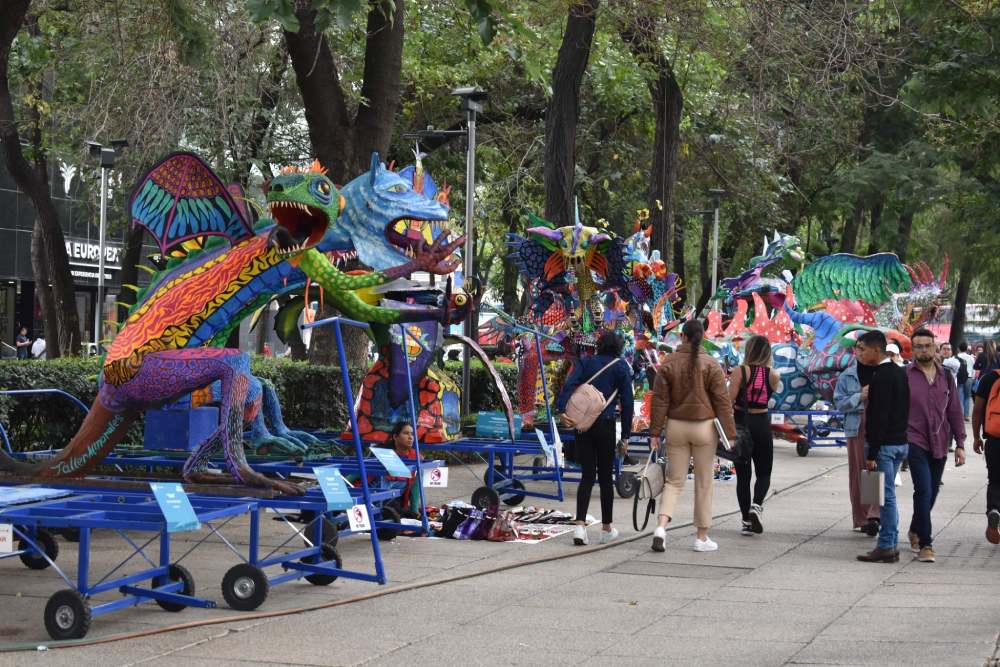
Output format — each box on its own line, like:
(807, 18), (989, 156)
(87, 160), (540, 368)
(958, 358), (969, 384)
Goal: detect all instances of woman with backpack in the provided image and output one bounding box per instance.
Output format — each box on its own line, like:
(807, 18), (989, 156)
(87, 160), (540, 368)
(556, 330), (634, 546)
(649, 319), (736, 553)
(729, 335), (781, 536)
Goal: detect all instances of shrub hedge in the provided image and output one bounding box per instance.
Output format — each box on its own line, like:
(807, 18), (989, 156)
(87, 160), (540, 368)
(0, 357), (518, 451)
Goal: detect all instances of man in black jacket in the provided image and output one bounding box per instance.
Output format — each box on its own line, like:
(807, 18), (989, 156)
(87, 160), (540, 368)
(857, 330), (911, 563)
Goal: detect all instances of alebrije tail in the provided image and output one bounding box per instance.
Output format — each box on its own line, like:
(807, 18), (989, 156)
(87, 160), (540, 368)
(0, 399), (138, 478)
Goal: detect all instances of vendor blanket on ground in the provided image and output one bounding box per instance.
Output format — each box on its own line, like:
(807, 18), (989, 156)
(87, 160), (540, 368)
(430, 503), (595, 543)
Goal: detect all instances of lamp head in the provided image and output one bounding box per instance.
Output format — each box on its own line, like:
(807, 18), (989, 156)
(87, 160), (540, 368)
(85, 140), (102, 159)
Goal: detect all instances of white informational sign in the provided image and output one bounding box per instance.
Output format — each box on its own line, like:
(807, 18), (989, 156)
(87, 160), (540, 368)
(348, 504), (372, 531)
(423, 467), (449, 488)
(0, 523), (13, 554)
(770, 413), (786, 425)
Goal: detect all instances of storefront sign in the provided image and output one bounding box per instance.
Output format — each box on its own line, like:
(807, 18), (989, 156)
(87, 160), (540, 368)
(64, 240), (122, 268)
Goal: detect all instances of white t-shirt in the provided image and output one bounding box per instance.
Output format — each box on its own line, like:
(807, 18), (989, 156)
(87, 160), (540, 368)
(958, 352), (975, 379)
(942, 356), (960, 379)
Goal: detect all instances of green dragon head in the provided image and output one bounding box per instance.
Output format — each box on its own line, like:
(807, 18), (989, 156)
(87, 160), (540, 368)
(264, 161), (345, 259)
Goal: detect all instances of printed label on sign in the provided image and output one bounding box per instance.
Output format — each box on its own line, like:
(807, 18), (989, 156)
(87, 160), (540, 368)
(370, 447), (413, 478)
(348, 503), (371, 531)
(314, 465), (354, 510)
(770, 413), (785, 425)
(150, 483), (201, 533)
(423, 467), (448, 487)
(0, 523), (12, 554)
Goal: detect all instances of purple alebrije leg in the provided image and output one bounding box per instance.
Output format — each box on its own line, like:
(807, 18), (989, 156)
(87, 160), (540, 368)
(96, 348), (254, 484)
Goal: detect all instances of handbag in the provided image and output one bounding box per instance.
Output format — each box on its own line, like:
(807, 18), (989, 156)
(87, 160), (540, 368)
(717, 367), (753, 462)
(632, 448), (666, 531)
(437, 505), (472, 538)
(486, 510), (518, 541)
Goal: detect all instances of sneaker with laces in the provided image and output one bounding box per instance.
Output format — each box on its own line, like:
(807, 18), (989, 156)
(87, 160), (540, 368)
(573, 524), (589, 546)
(749, 504), (764, 534)
(741, 520), (753, 536)
(987, 509), (1000, 545)
(651, 526), (666, 552)
(599, 527), (619, 544)
(917, 546), (935, 562)
(908, 531), (920, 553)
(694, 536), (718, 552)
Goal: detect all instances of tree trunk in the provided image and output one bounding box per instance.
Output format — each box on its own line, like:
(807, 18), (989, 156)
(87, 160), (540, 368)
(840, 202), (863, 253)
(116, 224), (146, 323)
(672, 213), (687, 302)
(230, 43), (289, 189)
(543, 0), (600, 227)
(895, 210), (913, 262)
(501, 198), (520, 313)
(620, 10), (682, 260)
(0, 3), (80, 356)
(285, 1), (406, 369)
(949, 255), (974, 350)
(696, 215), (711, 314)
(866, 200), (882, 255)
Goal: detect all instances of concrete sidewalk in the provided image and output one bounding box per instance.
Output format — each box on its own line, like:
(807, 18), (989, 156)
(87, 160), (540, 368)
(1, 442), (998, 666)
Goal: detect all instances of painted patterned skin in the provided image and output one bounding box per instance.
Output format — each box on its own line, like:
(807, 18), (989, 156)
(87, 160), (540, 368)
(0, 153), (465, 492)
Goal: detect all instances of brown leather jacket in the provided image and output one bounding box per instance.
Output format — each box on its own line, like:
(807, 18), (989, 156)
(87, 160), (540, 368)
(649, 343), (737, 438)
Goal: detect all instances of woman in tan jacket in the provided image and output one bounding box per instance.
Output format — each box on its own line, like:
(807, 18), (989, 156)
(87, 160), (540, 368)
(649, 319), (737, 552)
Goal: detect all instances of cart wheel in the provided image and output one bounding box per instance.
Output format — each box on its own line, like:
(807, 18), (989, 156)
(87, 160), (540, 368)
(222, 564), (269, 611)
(796, 441), (810, 457)
(19, 528), (58, 570)
(299, 510), (340, 549)
(532, 455), (546, 469)
(482, 465), (510, 485)
(44, 589), (91, 640)
(616, 471), (639, 498)
(471, 486), (500, 509)
(156, 563), (195, 612)
(376, 506), (401, 542)
(59, 528), (81, 543)
(304, 545), (343, 586)
(502, 479), (526, 506)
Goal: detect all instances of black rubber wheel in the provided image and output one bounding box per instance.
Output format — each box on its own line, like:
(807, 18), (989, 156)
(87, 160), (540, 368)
(44, 589), (91, 640)
(471, 486), (500, 509)
(532, 455), (547, 469)
(59, 527), (81, 543)
(222, 563), (269, 611)
(299, 510), (340, 548)
(796, 441), (810, 457)
(502, 479), (526, 506)
(482, 465), (510, 485)
(155, 563), (195, 612)
(19, 528), (58, 570)
(304, 545), (343, 586)
(376, 506), (400, 542)
(616, 471), (639, 498)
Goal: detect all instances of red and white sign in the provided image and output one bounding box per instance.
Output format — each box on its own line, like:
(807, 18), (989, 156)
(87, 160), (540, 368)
(423, 467), (449, 488)
(0, 524), (13, 554)
(348, 504), (371, 531)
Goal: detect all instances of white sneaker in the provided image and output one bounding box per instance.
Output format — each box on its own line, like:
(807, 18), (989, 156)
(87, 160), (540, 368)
(895, 472), (902, 487)
(651, 526), (666, 552)
(573, 524), (589, 546)
(599, 527), (619, 544)
(749, 503), (764, 534)
(694, 536), (719, 552)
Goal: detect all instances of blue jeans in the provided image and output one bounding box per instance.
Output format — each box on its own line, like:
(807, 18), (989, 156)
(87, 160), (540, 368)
(868, 443), (909, 550)
(961, 379), (974, 419)
(907, 444), (945, 548)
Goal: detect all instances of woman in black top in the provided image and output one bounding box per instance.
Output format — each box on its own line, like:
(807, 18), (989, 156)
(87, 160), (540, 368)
(975, 339), (999, 378)
(729, 335), (781, 535)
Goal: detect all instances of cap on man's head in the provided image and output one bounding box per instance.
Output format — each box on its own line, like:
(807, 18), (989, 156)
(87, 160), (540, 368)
(886, 343), (900, 355)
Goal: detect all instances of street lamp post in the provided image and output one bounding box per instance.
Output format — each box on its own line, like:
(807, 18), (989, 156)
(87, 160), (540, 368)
(404, 87), (486, 419)
(708, 188), (726, 305)
(86, 139), (128, 353)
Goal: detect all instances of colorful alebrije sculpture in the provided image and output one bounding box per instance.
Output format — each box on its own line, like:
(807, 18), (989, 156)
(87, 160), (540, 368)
(0, 152), (468, 493)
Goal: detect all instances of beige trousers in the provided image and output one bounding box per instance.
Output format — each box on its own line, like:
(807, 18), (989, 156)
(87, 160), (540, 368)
(658, 418), (717, 529)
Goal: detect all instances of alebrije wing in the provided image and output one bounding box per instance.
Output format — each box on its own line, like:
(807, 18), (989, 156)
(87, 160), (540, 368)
(130, 152), (254, 254)
(506, 233), (552, 281)
(792, 253), (911, 309)
(602, 237), (629, 289)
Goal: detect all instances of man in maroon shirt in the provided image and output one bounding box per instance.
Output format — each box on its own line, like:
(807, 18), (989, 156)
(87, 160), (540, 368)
(905, 329), (966, 562)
